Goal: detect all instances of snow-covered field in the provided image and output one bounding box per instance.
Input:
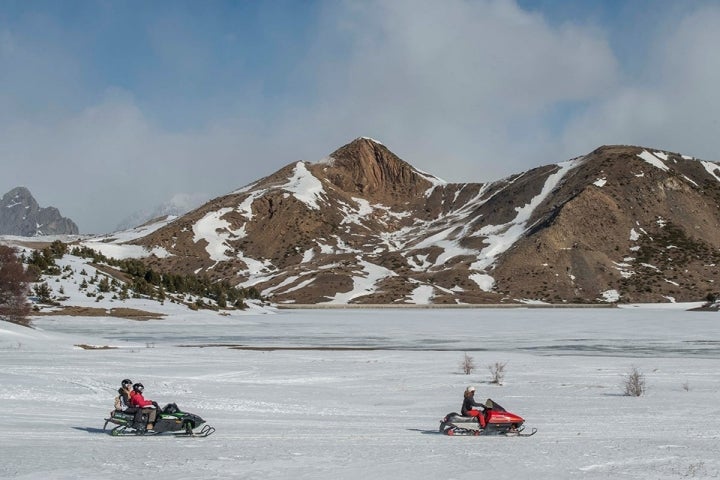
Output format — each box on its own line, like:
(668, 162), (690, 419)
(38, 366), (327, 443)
(2, 306), (720, 479)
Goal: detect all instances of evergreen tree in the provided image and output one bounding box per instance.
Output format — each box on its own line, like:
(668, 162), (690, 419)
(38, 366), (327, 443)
(97, 276), (111, 293)
(33, 282), (52, 303)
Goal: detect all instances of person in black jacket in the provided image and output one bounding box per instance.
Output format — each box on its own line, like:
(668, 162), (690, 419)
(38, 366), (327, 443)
(461, 386), (486, 428)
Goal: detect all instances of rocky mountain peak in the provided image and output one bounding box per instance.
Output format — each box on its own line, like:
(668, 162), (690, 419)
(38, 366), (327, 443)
(0, 187), (79, 236)
(316, 137), (439, 199)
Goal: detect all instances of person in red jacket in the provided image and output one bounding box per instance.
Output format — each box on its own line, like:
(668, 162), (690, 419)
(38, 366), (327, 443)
(129, 383), (158, 431)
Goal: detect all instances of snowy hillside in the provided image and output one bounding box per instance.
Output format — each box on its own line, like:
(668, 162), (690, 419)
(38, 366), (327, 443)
(0, 232), (270, 318)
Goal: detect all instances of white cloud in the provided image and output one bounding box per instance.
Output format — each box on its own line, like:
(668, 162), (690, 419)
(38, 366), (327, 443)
(294, 0), (619, 182)
(0, 91), (267, 233)
(2, 1), (720, 234)
(561, 5), (720, 161)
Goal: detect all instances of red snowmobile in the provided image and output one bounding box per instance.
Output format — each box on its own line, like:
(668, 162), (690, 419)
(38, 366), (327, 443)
(439, 399), (536, 436)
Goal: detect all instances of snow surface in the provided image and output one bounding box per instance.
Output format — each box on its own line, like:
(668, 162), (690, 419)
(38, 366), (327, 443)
(2, 304), (720, 480)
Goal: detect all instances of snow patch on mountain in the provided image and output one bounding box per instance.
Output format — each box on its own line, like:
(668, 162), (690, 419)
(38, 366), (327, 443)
(701, 160), (720, 182)
(238, 190), (265, 220)
(282, 162), (326, 210)
(324, 258), (396, 304)
(193, 208), (242, 262)
(472, 158), (582, 273)
(339, 198), (375, 228)
(408, 284), (434, 303)
(637, 150), (669, 171)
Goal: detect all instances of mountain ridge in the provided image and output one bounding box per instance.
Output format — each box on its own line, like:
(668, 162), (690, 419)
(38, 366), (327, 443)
(117, 138), (720, 305)
(8, 139), (719, 306)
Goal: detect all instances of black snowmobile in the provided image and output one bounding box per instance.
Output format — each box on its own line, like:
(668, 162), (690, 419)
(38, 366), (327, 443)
(104, 403), (215, 437)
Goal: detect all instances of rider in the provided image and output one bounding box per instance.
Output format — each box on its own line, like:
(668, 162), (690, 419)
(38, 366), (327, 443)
(114, 378), (133, 411)
(461, 386), (486, 428)
(113, 378), (146, 431)
(129, 382), (159, 431)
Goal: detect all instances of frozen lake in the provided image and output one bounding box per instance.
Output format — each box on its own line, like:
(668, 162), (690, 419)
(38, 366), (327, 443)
(32, 306), (720, 358)
(2, 306), (720, 479)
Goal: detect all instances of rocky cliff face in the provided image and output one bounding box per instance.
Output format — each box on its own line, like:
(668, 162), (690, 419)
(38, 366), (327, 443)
(127, 138), (720, 305)
(0, 187), (79, 236)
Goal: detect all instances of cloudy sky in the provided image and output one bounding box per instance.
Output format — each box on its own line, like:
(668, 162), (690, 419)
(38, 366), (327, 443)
(2, 0), (719, 233)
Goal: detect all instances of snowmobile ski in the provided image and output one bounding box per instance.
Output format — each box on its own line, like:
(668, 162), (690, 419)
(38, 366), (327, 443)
(106, 424), (215, 438)
(172, 424), (215, 437)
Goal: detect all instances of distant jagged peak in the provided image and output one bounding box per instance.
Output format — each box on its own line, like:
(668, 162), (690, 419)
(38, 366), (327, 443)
(5, 186), (32, 195)
(0, 186), (79, 236)
(2, 186), (39, 208)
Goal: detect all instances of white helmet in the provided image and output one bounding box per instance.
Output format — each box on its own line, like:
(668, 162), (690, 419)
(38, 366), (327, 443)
(465, 386), (476, 394)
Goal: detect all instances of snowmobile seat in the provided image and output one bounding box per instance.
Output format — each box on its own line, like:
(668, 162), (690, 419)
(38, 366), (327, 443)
(115, 406), (139, 414)
(447, 412), (475, 422)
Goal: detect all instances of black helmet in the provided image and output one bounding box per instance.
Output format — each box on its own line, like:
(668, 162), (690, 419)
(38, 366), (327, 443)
(133, 383), (144, 393)
(121, 379), (132, 388)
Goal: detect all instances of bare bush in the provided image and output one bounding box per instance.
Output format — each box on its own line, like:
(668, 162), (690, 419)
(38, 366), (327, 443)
(622, 366), (646, 396)
(460, 352), (475, 375)
(488, 361), (507, 385)
(0, 245), (32, 325)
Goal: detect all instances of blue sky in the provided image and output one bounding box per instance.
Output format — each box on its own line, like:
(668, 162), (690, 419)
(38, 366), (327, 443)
(2, 0), (719, 233)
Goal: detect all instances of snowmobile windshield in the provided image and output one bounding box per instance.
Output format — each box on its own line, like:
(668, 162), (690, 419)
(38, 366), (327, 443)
(486, 399), (506, 412)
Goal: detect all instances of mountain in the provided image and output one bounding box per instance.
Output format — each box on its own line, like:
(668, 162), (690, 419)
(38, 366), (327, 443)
(114, 193), (210, 231)
(0, 187), (79, 236)
(121, 138), (720, 305)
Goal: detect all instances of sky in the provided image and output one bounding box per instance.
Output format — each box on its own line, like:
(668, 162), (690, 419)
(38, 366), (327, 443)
(1, 0), (719, 234)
